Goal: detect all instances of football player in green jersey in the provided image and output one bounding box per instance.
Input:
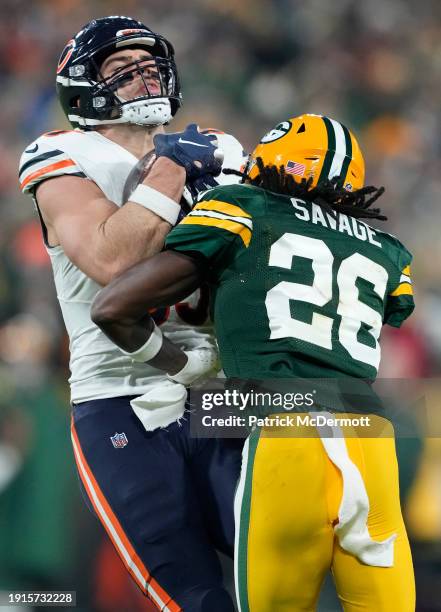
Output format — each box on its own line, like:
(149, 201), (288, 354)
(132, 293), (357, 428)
(92, 114), (415, 611)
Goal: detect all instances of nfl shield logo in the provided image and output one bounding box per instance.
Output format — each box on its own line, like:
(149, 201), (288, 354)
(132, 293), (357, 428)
(110, 432), (128, 448)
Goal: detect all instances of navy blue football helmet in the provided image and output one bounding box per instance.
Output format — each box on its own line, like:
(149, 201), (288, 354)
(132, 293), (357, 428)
(56, 16), (181, 129)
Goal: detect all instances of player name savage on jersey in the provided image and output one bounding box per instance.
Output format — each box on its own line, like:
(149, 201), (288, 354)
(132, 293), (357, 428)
(291, 198), (381, 247)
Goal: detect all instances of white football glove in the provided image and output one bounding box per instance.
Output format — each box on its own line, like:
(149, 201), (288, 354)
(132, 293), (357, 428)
(167, 348), (219, 386)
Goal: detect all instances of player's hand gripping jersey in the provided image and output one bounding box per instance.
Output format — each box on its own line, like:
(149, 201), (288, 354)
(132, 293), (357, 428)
(166, 183), (414, 382)
(19, 129), (245, 402)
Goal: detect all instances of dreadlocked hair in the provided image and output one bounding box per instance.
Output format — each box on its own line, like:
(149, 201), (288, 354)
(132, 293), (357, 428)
(224, 157), (387, 221)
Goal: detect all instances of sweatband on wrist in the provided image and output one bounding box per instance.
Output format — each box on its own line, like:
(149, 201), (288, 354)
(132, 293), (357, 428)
(121, 323), (163, 363)
(129, 184), (181, 225)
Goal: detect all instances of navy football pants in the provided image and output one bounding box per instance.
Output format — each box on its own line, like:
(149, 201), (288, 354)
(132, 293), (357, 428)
(71, 395), (243, 611)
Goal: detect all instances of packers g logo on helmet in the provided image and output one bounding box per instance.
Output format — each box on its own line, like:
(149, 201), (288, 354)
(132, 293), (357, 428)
(260, 121), (292, 143)
(248, 114), (365, 191)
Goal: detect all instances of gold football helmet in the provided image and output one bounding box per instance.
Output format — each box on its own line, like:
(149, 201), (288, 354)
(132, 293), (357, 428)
(247, 114), (365, 191)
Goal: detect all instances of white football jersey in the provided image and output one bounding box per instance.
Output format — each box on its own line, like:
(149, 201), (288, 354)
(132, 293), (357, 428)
(19, 128), (246, 402)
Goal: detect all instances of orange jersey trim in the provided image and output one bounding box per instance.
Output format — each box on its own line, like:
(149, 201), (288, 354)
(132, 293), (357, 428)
(20, 159), (77, 190)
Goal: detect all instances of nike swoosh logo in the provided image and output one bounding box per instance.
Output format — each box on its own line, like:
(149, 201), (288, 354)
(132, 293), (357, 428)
(25, 144), (39, 153)
(178, 138), (209, 148)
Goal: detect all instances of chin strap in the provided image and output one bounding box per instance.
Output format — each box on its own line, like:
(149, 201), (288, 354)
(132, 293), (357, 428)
(120, 98), (173, 126)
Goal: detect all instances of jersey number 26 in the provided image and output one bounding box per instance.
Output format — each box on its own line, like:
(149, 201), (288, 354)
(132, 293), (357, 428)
(265, 233), (388, 369)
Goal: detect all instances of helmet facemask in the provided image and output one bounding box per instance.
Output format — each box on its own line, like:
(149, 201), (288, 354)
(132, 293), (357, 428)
(56, 17), (182, 129)
(89, 54), (178, 126)
(69, 57), (178, 126)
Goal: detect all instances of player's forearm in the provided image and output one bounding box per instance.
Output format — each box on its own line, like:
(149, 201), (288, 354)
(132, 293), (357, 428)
(140, 156), (186, 202)
(148, 337), (188, 374)
(91, 250), (210, 381)
(94, 207), (172, 284)
(92, 158), (186, 284)
(92, 250), (202, 354)
(92, 250), (202, 323)
(93, 312), (187, 375)
(94, 312), (216, 383)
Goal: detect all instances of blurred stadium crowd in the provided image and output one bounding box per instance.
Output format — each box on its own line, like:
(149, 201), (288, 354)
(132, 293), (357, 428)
(0, 0), (440, 610)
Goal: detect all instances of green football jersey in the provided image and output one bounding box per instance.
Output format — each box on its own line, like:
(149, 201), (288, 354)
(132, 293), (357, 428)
(166, 184), (414, 381)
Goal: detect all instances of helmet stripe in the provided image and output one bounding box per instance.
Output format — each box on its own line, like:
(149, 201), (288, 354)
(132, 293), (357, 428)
(56, 75), (91, 87)
(328, 118), (347, 181)
(338, 124), (353, 187)
(317, 116), (336, 185)
(318, 117), (353, 187)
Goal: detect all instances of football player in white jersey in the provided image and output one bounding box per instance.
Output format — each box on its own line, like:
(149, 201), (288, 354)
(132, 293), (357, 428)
(19, 16), (246, 612)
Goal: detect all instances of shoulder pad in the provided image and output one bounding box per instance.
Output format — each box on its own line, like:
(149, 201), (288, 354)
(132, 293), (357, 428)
(19, 131), (86, 194)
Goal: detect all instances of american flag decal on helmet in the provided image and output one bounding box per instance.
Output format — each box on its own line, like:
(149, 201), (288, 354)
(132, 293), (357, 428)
(110, 432), (128, 448)
(286, 160), (306, 175)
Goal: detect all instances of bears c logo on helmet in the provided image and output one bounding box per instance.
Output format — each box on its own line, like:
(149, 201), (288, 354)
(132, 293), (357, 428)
(57, 39), (75, 74)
